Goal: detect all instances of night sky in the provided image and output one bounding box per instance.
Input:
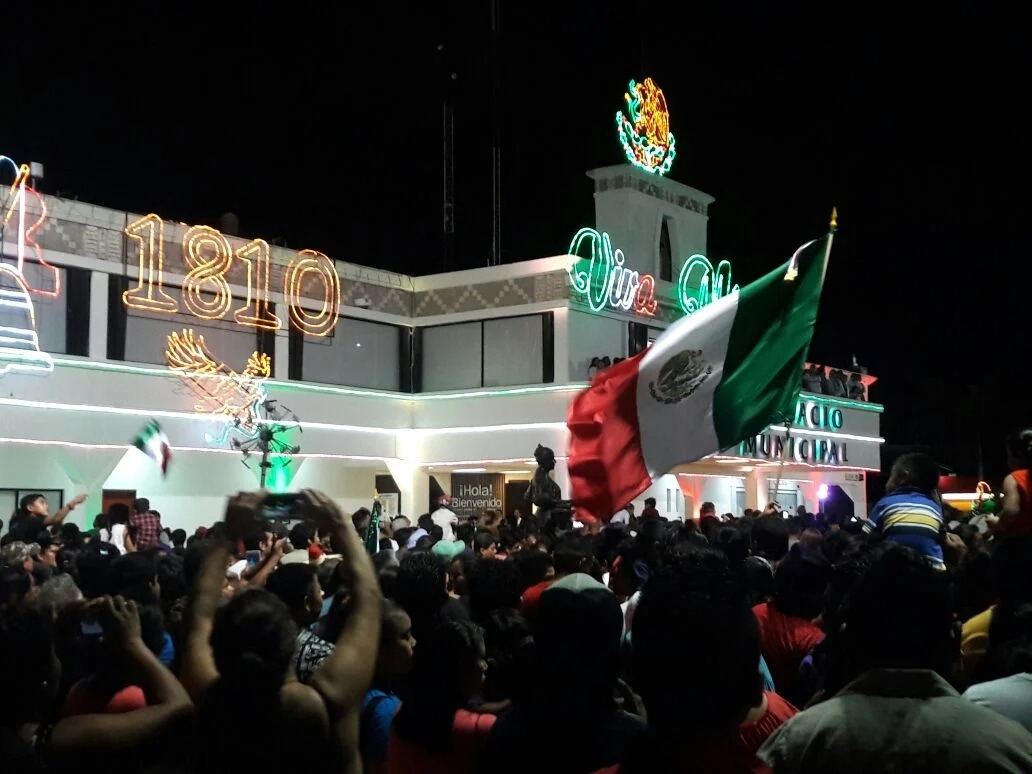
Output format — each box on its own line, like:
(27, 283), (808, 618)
(4, 3), (1027, 479)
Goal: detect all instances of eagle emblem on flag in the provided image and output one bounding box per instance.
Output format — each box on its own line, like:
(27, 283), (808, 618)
(648, 349), (713, 405)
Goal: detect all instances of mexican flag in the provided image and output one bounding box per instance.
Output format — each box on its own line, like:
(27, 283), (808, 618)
(364, 497), (382, 555)
(132, 420), (172, 475)
(567, 228), (833, 522)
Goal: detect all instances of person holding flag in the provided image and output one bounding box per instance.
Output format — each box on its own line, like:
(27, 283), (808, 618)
(567, 213), (837, 523)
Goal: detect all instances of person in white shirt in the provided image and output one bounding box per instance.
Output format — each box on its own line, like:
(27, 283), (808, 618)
(430, 496), (458, 541)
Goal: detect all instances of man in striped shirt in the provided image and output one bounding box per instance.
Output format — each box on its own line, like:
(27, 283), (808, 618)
(863, 452), (946, 570)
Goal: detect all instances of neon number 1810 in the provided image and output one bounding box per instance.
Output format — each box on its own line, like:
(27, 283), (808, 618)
(123, 214), (286, 331)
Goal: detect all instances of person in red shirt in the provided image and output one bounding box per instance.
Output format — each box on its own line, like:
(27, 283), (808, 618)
(129, 498), (163, 550)
(387, 618), (494, 774)
(752, 546), (829, 700)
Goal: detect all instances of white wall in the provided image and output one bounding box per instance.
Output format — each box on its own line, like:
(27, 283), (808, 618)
(636, 473), (685, 520)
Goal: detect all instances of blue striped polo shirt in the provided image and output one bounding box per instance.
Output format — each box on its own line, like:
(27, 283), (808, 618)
(863, 487), (945, 569)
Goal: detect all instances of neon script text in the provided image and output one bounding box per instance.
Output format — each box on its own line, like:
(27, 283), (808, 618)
(568, 228), (738, 319)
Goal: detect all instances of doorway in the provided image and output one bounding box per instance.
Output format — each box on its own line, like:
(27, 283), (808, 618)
(504, 480), (533, 521)
(102, 489), (136, 517)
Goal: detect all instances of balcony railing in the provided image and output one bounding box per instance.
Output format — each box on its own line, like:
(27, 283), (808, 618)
(801, 362), (877, 402)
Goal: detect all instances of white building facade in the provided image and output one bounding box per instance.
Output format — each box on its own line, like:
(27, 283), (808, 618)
(0, 162), (882, 533)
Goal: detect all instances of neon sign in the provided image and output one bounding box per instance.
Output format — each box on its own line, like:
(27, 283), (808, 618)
(123, 214), (341, 337)
(0, 155), (55, 376)
(676, 254), (738, 316)
(616, 77), (676, 176)
(567, 228), (657, 316)
(567, 228), (737, 319)
(165, 328), (271, 447)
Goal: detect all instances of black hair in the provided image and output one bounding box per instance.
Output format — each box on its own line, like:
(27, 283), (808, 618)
(773, 546), (831, 620)
(888, 452), (940, 494)
(211, 588), (297, 692)
(843, 544), (955, 677)
(265, 563), (319, 612)
(632, 547), (761, 735)
(1006, 428), (1032, 469)
(392, 618), (484, 752)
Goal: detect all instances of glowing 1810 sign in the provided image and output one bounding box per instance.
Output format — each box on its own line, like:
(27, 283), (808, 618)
(567, 227), (738, 318)
(122, 214), (341, 336)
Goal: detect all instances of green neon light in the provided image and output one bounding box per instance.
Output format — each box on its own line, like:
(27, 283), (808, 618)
(615, 77), (676, 176)
(677, 254), (739, 316)
(48, 356), (590, 402)
(567, 228), (738, 320)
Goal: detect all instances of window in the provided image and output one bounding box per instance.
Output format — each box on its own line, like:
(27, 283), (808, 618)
(422, 322), (482, 391)
(422, 314), (549, 392)
(303, 317), (401, 391)
(483, 316), (543, 387)
(659, 218), (673, 282)
(122, 285), (262, 368)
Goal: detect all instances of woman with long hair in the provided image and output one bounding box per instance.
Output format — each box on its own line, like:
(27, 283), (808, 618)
(387, 618), (493, 774)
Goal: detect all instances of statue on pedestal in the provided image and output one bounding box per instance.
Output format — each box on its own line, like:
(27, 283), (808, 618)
(526, 444), (572, 535)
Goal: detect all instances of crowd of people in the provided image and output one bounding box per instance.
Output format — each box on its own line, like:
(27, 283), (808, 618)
(2, 440), (1032, 772)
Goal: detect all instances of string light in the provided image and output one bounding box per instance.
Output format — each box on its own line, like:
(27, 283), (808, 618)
(285, 249), (340, 336)
(0, 157), (60, 297)
(0, 435), (390, 462)
(181, 226), (234, 320)
(615, 78), (676, 176)
(677, 255), (739, 316)
(123, 213), (179, 312)
(234, 238), (282, 330)
(165, 328), (270, 421)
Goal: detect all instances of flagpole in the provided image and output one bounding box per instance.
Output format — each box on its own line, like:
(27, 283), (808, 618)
(773, 209), (835, 512)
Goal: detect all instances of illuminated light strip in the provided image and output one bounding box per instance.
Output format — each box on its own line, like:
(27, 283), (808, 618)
(678, 255), (738, 316)
(766, 426), (885, 443)
(410, 421), (567, 434)
(615, 77), (676, 176)
(44, 356), (598, 402)
(424, 456), (569, 467)
(181, 225), (234, 320)
(567, 228), (657, 316)
(0, 396), (396, 434)
(0, 436), (394, 462)
(0, 396), (570, 436)
(1, 158), (60, 297)
(680, 460), (881, 474)
(123, 214), (178, 312)
(285, 249), (340, 336)
(234, 239), (282, 330)
(798, 391), (884, 412)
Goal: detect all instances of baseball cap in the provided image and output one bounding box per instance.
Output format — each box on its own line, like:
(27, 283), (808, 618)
(432, 539), (466, 562)
(544, 572), (612, 595)
(1, 541), (40, 566)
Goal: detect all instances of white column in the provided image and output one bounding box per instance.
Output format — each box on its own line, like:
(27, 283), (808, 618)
(386, 458), (431, 520)
(88, 271), (109, 360)
(274, 330), (290, 380)
(552, 307), (570, 383)
(552, 459), (571, 502)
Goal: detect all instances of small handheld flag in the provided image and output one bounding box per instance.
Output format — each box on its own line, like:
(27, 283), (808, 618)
(132, 420), (172, 475)
(364, 492), (382, 555)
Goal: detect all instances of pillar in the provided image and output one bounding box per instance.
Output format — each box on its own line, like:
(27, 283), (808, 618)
(386, 458), (431, 521)
(88, 271), (108, 360)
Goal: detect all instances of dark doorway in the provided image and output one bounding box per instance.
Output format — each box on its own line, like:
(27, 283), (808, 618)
(102, 489), (136, 516)
(504, 480), (533, 521)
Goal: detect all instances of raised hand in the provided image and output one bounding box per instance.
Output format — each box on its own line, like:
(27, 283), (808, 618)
(224, 490), (268, 542)
(98, 595), (143, 650)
